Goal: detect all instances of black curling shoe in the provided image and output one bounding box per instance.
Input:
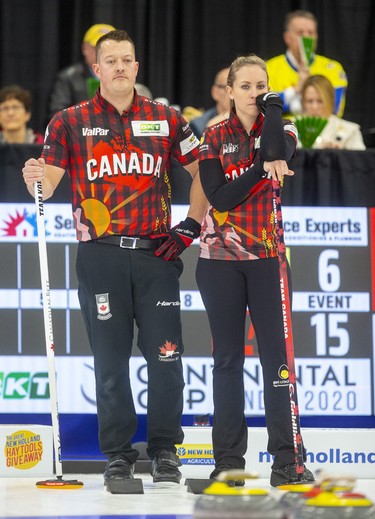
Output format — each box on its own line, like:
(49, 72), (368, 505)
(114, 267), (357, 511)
(270, 463), (315, 487)
(104, 455), (135, 482)
(210, 464), (245, 487)
(150, 450), (182, 483)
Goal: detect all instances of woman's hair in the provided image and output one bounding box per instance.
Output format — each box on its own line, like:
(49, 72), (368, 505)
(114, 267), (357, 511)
(227, 54), (269, 88)
(301, 74), (335, 116)
(0, 85), (32, 112)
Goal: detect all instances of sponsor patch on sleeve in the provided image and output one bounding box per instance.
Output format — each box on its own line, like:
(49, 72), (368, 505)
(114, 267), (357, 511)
(284, 123), (298, 140)
(180, 134), (200, 156)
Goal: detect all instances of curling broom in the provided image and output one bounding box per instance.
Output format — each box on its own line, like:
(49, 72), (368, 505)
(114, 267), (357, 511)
(272, 178), (305, 477)
(34, 180), (83, 489)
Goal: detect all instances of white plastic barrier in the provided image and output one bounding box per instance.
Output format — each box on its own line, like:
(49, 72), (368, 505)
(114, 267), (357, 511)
(0, 425), (53, 477)
(178, 427), (375, 479)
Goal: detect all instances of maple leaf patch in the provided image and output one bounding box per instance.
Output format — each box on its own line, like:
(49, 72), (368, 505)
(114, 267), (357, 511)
(96, 293), (112, 320)
(158, 340), (180, 361)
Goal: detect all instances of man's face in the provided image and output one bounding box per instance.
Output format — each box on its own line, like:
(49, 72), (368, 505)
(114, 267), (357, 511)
(211, 68), (230, 113)
(82, 42), (97, 68)
(92, 40), (139, 98)
(284, 16), (318, 62)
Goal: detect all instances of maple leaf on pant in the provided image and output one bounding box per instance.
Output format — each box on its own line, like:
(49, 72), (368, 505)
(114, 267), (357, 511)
(159, 340), (177, 357)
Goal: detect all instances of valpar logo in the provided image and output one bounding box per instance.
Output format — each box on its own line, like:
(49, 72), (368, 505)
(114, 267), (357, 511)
(176, 444), (214, 465)
(4, 430), (44, 470)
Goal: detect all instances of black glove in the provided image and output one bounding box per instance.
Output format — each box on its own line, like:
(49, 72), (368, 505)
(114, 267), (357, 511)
(153, 217), (201, 261)
(256, 92), (283, 114)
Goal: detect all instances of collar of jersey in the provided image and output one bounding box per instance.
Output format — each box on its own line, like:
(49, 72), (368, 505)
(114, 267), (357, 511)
(93, 88), (142, 116)
(229, 108), (264, 134)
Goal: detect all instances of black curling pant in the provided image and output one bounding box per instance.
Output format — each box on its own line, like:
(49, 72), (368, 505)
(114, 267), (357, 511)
(76, 241), (185, 463)
(196, 256), (305, 469)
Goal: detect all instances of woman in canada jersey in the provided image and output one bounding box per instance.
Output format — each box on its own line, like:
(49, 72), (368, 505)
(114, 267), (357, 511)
(196, 54), (314, 487)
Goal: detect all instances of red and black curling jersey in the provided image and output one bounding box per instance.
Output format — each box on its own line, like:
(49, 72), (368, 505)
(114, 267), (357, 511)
(198, 110), (297, 261)
(42, 90), (199, 241)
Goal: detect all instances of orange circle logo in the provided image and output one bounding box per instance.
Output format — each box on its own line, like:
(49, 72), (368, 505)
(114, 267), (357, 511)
(4, 430), (43, 470)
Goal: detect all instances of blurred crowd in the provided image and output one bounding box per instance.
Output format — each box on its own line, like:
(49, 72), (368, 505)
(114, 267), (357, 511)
(0, 14), (368, 150)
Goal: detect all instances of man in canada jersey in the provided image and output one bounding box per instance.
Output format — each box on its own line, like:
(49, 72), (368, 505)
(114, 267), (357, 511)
(23, 29), (207, 490)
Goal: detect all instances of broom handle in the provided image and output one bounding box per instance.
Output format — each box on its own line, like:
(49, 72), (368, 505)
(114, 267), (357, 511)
(34, 181), (63, 479)
(272, 178), (305, 474)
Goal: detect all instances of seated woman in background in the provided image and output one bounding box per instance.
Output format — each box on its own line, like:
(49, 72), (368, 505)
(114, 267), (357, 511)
(0, 85), (44, 144)
(301, 75), (366, 150)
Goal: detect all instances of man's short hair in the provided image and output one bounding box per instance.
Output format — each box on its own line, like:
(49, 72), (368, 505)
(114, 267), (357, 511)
(96, 29), (136, 57)
(284, 10), (318, 31)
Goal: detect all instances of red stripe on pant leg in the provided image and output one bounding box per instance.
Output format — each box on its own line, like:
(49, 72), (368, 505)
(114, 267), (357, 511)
(370, 208), (375, 312)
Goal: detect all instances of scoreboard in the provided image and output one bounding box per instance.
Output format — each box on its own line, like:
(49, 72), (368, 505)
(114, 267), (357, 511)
(0, 202), (374, 418)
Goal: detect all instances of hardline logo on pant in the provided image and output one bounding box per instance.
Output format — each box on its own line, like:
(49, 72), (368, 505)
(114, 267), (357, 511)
(156, 300), (180, 306)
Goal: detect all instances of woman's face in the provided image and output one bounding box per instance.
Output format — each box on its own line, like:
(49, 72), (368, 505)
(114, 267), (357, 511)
(0, 97), (30, 132)
(303, 85), (327, 118)
(227, 64), (268, 120)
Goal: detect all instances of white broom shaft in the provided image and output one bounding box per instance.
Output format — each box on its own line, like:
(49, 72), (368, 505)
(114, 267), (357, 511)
(34, 181), (63, 478)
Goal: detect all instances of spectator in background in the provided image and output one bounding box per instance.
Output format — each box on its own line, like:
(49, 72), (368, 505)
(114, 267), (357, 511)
(0, 85), (44, 144)
(301, 75), (365, 150)
(135, 83), (153, 99)
(266, 10), (347, 117)
(48, 23), (151, 118)
(181, 105), (203, 123)
(190, 67), (230, 138)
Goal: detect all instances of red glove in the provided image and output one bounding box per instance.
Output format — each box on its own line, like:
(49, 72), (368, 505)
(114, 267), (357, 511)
(152, 217), (201, 261)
